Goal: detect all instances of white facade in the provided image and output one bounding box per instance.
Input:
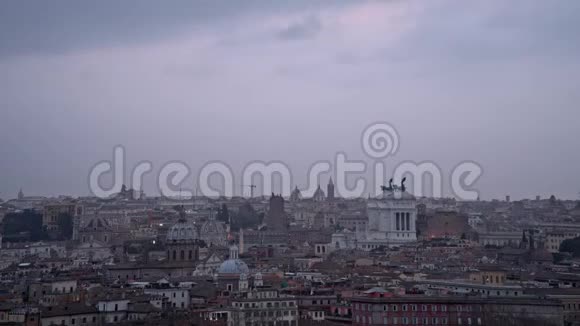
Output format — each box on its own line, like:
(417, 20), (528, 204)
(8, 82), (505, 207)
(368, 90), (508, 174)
(330, 189), (418, 250)
(366, 190), (417, 244)
(144, 287), (191, 309)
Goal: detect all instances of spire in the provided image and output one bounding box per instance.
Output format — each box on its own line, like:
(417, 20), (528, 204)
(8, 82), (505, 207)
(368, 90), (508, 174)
(17, 188), (24, 200)
(327, 178), (335, 200)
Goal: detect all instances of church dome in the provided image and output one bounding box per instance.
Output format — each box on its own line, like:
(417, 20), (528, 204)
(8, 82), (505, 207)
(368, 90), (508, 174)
(218, 244), (249, 274)
(200, 218), (227, 246)
(218, 259), (250, 274)
(167, 218), (199, 242)
(312, 185), (326, 201)
(290, 186), (302, 201)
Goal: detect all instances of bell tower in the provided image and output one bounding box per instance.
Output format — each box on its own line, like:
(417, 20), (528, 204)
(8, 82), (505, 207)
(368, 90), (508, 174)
(327, 178), (335, 200)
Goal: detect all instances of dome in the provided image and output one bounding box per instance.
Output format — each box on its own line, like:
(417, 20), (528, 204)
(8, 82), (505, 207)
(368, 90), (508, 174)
(312, 185), (326, 201)
(199, 215), (227, 246)
(218, 259), (250, 274)
(290, 186), (302, 201)
(167, 218), (199, 242)
(200, 220), (226, 237)
(218, 244), (249, 274)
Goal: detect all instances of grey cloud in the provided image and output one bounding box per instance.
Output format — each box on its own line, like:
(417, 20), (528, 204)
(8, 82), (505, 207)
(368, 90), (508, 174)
(1, 1), (580, 200)
(276, 15), (322, 41)
(0, 0), (344, 59)
(371, 0), (580, 65)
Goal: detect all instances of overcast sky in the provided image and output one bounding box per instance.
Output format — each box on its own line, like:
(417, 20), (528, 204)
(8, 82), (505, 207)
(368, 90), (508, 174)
(1, 0), (579, 200)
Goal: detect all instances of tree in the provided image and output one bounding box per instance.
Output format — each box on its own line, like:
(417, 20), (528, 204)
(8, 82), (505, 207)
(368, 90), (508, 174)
(2, 210), (48, 242)
(230, 202), (261, 230)
(560, 236), (580, 257)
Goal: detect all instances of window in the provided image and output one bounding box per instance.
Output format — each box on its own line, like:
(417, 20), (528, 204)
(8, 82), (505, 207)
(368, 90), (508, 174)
(402, 304), (408, 311)
(422, 305), (427, 312)
(393, 317), (399, 325)
(402, 317), (409, 325)
(442, 318), (448, 325)
(392, 305), (398, 312)
(384, 305), (389, 311)
(411, 304), (417, 311)
(432, 305), (437, 312)
(396, 213), (400, 230)
(432, 317), (438, 325)
(441, 305), (447, 312)
(114, 304), (118, 311)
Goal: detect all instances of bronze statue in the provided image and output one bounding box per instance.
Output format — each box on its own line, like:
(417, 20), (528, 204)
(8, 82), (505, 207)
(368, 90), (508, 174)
(380, 178), (396, 192)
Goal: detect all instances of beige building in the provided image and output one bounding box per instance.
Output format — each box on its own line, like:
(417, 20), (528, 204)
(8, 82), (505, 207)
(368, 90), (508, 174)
(546, 230), (580, 253)
(469, 266), (507, 285)
(229, 289), (299, 326)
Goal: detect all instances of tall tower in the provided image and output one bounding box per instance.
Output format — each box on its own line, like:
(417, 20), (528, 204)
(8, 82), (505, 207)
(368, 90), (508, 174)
(327, 178), (335, 201)
(17, 188), (24, 200)
(265, 194), (288, 232)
